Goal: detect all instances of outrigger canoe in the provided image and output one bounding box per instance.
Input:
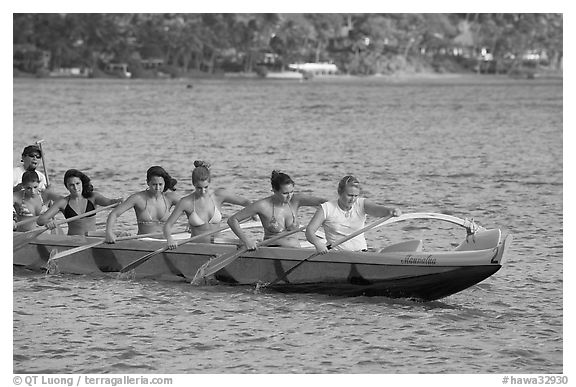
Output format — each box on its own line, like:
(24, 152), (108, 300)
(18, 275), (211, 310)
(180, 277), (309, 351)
(13, 213), (512, 301)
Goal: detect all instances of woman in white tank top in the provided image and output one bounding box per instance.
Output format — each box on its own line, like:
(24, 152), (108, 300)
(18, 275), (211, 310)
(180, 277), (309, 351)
(305, 175), (401, 253)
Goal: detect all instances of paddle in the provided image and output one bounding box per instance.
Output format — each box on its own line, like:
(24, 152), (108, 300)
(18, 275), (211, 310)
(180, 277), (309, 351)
(191, 225), (306, 285)
(47, 230), (185, 262)
(266, 215), (394, 287)
(35, 139), (65, 234)
(35, 139), (50, 186)
(15, 215), (40, 228)
(13, 202), (119, 252)
(119, 220), (258, 273)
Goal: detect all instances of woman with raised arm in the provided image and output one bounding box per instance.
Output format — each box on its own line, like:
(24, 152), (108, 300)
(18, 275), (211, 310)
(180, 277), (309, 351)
(227, 170), (327, 250)
(305, 175), (401, 254)
(105, 166), (179, 243)
(164, 160), (252, 247)
(37, 169), (122, 236)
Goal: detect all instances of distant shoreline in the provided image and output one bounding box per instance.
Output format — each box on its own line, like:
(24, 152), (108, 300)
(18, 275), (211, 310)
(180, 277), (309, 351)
(13, 69), (562, 82)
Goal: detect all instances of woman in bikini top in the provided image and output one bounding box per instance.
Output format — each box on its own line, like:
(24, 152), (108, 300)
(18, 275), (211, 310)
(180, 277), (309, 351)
(227, 170), (327, 250)
(38, 169), (122, 236)
(138, 195), (171, 225)
(164, 160), (252, 248)
(188, 195), (222, 227)
(63, 197), (95, 218)
(266, 200), (300, 234)
(105, 166), (179, 243)
(13, 170), (49, 232)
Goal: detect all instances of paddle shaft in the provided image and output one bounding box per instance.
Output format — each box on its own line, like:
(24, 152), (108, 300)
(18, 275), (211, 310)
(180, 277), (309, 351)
(15, 215), (39, 227)
(119, 220), (250, 273)
(49, 230), (183, 262)
(36, 140), (50, 186)
(192, 225), (306, 284)
(267, 215), (393, 286)
(17, 202), (118, 236)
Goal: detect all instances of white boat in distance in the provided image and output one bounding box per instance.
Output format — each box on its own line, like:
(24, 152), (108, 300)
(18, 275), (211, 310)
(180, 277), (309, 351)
(288, 62), (339, 78)
(262, 63), (339, 80)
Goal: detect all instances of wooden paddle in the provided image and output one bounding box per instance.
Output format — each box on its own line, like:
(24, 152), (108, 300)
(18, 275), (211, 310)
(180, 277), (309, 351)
(13, 202), (119, 252)
(35, 139), (50, 186)
(266, 215), (394, 287)
(119, 219), (258, 273)
(35, 139), (65, 234)
(15, 215), (40, 228)
(191, 225), (306, 285)
(48, 230), (185, 262)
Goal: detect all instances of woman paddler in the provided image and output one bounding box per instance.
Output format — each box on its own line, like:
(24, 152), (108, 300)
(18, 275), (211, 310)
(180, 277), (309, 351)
(13, 171), (50, 232)
(164, 160), (253, 247)
(105, 166), (180, 243)
(227, 170), (327, 250)
(37, 169), (123, 236)
(305, 175), (401, 254)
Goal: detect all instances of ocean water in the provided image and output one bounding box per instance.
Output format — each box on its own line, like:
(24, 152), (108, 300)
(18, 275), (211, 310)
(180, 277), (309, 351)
(12, 75), (563, 374)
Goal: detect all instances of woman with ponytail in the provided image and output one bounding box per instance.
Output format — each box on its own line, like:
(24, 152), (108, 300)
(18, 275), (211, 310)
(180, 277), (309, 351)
(164, 160), (253, 246)
(227, 170), (327, 250)
(105, 166), (179, 243)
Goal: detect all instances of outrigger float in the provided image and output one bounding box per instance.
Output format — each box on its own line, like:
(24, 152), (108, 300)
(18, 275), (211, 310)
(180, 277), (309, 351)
(13, 213), (512, 301)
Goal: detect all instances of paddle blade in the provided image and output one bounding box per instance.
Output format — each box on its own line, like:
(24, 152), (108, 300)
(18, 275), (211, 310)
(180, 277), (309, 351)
(191, 247), (248, 285)
(120, 246), (168, 273)
(13, 228), (48, 252)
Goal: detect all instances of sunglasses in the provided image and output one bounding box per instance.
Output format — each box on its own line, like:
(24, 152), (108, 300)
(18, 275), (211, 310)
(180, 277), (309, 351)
(26, 154), (41, 159)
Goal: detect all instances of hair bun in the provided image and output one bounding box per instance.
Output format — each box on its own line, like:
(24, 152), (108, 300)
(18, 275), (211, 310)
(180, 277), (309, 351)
(270, 170), (294, 191)
(194, 160), (211, 169)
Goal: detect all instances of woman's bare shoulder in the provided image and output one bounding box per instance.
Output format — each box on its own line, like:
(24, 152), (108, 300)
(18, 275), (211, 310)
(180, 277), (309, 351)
(165, 191), (181, 202)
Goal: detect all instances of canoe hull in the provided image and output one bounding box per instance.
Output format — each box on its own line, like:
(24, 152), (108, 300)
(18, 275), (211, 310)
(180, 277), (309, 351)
(13, 231), (510, 301)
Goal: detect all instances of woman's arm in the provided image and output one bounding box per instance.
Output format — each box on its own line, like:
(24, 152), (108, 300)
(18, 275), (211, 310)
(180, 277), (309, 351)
(165, 191), (181, 208)
(305, 208), (328, 254)
(42, 186), (63, 204)
(92, 192), (123, 207)
(37, 198), (66, 228)
(215, 188), (252, 207)
(294, 194), (327, 207)
(13, 193), (21, 230)
(105, 193), (139, 243)
(227, 202), (261, 250)
(13, 192), (20, 208)
(364, 199), (401, 218)
(164, 196), (190, 249)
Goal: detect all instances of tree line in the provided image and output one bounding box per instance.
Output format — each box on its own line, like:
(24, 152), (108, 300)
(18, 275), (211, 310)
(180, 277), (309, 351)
(13, 13), (563, 77)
